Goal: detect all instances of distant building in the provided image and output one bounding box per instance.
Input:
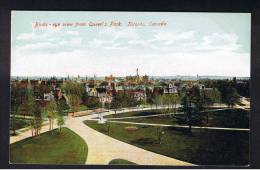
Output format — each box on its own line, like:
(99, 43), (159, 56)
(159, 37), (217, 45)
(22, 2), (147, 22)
(163, 83), (178, 94)
(105, 74), (116, 82)
(43, 92), (55, 101)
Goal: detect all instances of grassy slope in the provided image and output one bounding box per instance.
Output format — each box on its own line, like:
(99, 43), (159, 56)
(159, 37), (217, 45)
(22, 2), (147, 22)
(10, 127), (88, 164)
(84, 120), (249, 166)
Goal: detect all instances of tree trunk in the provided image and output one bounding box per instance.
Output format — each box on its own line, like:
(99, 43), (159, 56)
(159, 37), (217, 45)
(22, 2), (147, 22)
(51, 120), (54, 135)
(49, 118), (51, 130)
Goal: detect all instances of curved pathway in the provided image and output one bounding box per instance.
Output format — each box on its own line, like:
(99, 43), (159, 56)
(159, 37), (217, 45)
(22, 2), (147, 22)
(10, 107), (195, 166)
(66, 115), (195, 165)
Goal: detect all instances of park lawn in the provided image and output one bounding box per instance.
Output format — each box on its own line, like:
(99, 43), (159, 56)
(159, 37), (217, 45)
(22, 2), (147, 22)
(117, 115), (179, 125)
(84, 120), (249, 166)
(10, 118), (30, 130)
(104, 109), (176, 119)
(76, 105), (88, 112)
(203, 109), (249, 128)
(108, 159), (137, 165)
(112, 109), (249, 129)
(10, 127), (88, 164)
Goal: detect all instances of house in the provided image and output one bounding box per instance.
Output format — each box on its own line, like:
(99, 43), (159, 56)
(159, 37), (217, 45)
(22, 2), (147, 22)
(195, 83), (213, 93)
(43, 92), (55, 101)
(98, 93), (113, 104)
(126, 90), (146, 101)
(89, 88), (98, 97)
(163, 83), (178, 94)
(86, 83), (97, 96)
(105, 74), (115, 82)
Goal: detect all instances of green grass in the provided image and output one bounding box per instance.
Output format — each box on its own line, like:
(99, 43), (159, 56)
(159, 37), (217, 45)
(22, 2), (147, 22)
(117, 115), (179, 125)
(76, 105), (88, 112)
(108, 159), (137, 165)
(104, 109), (174, 118)
(202, 109), (249, 128)
(10, 127), (88, 164)
(110, 109), (249, 129)
(10, 118), (30, 131)
(84, 120), (249, 166)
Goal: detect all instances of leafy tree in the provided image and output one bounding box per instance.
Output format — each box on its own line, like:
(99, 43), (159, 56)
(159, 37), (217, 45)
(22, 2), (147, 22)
(30, 105), (43, 137)
(67, 94), (81, 116)
(154, 95), (163, 109)
(181, 90), (193, 132)
(110, 93), (138, 116)
(57, 98), (70, 116)
(10, 85), (21, 135)
(83, 96), (101, 109)
(168, 93), (180, 113)
(45, 100), (58, 132)
(206, 88), (221, 105)
(61, 81), (84, 116)
(110, 95), (122, 116)
(10, 105), (20, 135)
(61, 81), (84, 97)
(57, 115), (65, 133)
(56, 99), (66, 133)
(236, 80), (250, 97)
(19, 87), (36, 118)
(201, 88), (221, 123)
(226, 88), (240, 108)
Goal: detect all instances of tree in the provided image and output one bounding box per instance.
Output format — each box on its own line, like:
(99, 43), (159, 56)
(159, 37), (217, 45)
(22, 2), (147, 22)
(45, 100), (58, 132)
(83, 96), (101, 109)
(110, 95), (122, 116)
(56, 99), (66, 133)
(226, 87), (240, 108)
(154, 95), (164, 109)
(169, 94), (180, 114)
(57, 115), (65, 133)
(20, 86), (38, 136)
(181, 90), (193, 132)
(201, 88), (221, 124)
(67, 94), (81, 116)
(10, 105), (20, 135)
(153, 95), (160, 109)
(57, 98), (70, 116)
(31, 105), (43, 137)
(19, 87), (36, 118)
(10, 86), (21, 135)
(61, 81), (84, 97)
(110, 93), (138, 116)
(61, 81), (84, 116)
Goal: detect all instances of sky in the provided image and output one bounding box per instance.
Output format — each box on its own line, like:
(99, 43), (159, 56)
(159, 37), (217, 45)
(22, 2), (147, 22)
(11, 11), (251, 77)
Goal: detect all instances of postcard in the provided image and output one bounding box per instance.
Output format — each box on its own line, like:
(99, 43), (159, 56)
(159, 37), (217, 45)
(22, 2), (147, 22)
(10, 11), (250, 166)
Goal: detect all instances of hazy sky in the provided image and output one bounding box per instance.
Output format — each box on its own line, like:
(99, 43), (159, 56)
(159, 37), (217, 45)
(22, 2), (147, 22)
(11, 11), (251, 77)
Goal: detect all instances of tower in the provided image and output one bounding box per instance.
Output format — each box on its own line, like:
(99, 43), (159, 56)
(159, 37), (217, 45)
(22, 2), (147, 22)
(136, 68), (139, 77)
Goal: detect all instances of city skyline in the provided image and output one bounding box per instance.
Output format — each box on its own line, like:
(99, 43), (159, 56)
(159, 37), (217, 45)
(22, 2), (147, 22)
(11, 11), (251, 77)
